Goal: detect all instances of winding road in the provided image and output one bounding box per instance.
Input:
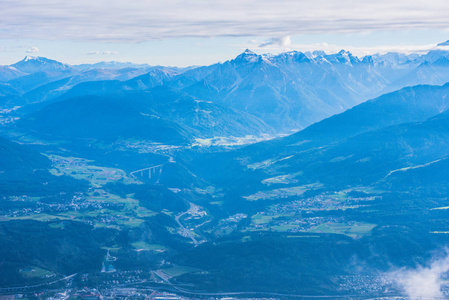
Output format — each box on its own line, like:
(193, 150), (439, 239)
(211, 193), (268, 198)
(175, 203), (199, 245)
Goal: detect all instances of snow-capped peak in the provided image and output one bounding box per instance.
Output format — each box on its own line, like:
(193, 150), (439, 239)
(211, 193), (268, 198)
(11, 56), (75, 74)
(233, 49), (260, 64)
(24, 55), (38, 62)
(243, 49), (256, 55)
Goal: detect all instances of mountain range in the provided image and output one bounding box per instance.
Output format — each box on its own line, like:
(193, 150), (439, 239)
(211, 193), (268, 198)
(3, 49), (449, 136)
(16, 87), (273, 145)
(2, 48), (449, 296)
(192, 83), (449, 196)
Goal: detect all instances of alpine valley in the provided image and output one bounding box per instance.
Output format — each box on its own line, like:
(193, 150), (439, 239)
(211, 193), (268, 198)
(3, 48), (449, 298)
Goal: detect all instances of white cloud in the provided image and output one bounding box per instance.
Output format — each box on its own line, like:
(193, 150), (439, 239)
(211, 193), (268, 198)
(387, 250), (449, 299)
(26, 46), (39, 53)
(259, 36), (291, 48)
(1, 0), (449, 42)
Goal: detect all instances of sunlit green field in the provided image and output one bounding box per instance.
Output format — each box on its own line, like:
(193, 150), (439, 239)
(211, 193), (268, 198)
(131, 242), (167, 252)
(47, 154), (141, 187)
(20, 266), (54, 278)
(308, 222), (376, 238)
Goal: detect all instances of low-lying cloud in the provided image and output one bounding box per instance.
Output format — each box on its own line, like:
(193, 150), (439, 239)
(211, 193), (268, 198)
(1, 0), (449, 42)
(388, 250), (449, 299)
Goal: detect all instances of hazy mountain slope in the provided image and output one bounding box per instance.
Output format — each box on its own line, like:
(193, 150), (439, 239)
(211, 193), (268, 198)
(7, 72), (67, 93)
(379, 155), (449, 194)
(44, 68), (174, 102)
(0, 135), (50, 171)
(266, 110), (449, 189)
(5, 50), (449, 138)
(168, 63), (221, 89)
(0, 136), (88, 195)
(178, 50), (449, 133)
(7, 57), (78, 92)
(120, 69), (175, 90)
(19, 67), (161, 105)
(0, 83), (22, 106)
(182, 50), (364, 131)
(16, 95), (191, 144)
(191, 83), (449, 193)
(0, 66), (26, 82)
(73, 61), (151, 70)
(138, 86), (274, 138)
(16, 87), (274, 144)
(386, 59), (449, 93)
(10, 56), (75, 74)
(239, 83), (449, 162)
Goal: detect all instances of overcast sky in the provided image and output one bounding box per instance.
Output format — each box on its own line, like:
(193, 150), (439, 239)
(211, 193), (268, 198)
(1, 0), (449, 66)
